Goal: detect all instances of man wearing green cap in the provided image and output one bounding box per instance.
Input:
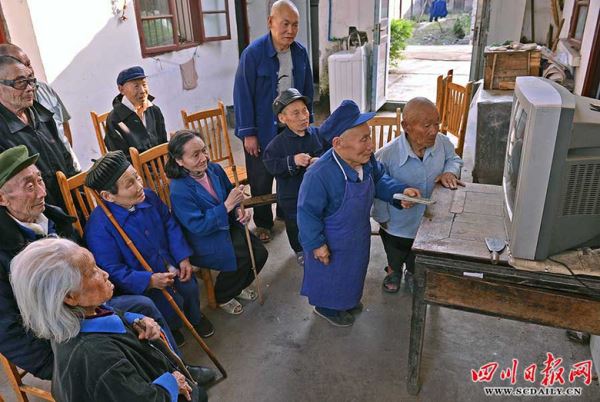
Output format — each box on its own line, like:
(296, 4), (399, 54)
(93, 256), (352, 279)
(0, 146), (199, 382)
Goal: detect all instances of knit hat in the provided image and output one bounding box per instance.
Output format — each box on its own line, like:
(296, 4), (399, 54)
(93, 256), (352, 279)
(85, 151), (130, 191)
(0, 146), (39, 189)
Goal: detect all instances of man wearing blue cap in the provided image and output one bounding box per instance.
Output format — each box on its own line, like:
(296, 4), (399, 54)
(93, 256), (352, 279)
(106, 66), (167, 157)
(297, 100), (421, 327)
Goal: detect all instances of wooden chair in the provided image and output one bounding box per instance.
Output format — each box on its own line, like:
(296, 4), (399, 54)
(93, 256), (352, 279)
(128, 144), (217, 309)
(436, 69), (454, 115)
(56, 170), (97, 237)
(90, 111), (109, 155)
(0, 353), (53, 402)
(440, 80), (474, 158)
(368, 108), (402, 151)
(181, 101), (247, 185)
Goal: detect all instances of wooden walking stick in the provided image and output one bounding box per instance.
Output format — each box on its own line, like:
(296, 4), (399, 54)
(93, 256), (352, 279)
(231, 165), (264, 305)
(87, 188), (228, 380)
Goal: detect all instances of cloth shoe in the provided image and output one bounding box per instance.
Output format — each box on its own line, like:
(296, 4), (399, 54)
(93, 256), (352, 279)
(237, 287), (257, 301)
(219, 298), (244, 315)
(193, 316), (215, 338)
(172, 329), (186, 348)
(186, 365), (216, 386)
(346, 302), (364, 315)
(313, 307), (354, 327)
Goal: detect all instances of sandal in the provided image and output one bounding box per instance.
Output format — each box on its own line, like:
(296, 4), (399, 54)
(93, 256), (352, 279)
(237, 287), (257, 301)
(254, 227), (272, 243)
(382, 270), (402, 293)
(219, 298), (244, 315)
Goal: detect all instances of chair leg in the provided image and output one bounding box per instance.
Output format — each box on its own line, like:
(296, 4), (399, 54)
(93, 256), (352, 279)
(199, 269), (217, 309)
(0, 354), (29, 402)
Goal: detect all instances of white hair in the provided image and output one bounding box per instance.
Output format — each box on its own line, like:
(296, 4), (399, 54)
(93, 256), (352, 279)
(10, 238), (85, 343)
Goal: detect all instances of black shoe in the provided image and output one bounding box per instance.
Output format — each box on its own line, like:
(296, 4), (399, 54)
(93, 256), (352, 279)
(194, 316), (215, 338)
(186, 365), (216, 386)
(172, 329), (186, 348)
(347, 302), (364, 315)
(313, 307), (354, 327)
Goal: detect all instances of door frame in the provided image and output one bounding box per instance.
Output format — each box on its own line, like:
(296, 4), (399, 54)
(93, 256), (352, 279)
(581, 9), (600, 98)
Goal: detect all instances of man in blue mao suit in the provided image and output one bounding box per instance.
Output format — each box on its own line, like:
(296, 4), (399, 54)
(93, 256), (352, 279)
(233, 0), (314, 242)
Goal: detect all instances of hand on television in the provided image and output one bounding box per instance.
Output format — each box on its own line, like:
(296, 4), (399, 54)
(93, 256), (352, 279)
(150, 272), (176, 289)
(313, 244), (330, 265)
(132, 317), (162, 341)
(178, 259), (193, 282)
(401, 188), (421, 209)
(244, 136), (260, 157)
(435, 172), (465, 190)
(225, 185), (246, 212)
(236, 207), (252, 225)
(294, 153), (312, 167)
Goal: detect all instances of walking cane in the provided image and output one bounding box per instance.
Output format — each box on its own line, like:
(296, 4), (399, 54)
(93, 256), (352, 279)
(231, 165), (264, 305)
(87, 188), (228, 380)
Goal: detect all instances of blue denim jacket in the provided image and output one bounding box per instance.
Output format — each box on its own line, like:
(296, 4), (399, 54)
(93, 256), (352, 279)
(372, 133), (463, 238)
(233, 33), (314, 149)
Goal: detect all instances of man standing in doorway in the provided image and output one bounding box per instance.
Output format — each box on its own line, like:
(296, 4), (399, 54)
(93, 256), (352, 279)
(233, 0), (314, 243)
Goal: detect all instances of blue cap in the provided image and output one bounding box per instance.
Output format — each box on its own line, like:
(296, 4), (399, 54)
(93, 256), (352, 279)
(117, 66), (147, 86)
(319, 100), (376, 143)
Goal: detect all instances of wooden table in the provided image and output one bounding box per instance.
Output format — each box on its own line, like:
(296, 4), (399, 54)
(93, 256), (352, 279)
(406, 183), (600, 395)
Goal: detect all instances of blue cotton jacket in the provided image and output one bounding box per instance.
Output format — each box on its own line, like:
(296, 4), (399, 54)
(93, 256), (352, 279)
(297, 148), (409, 252)
(169, 163), (239, 272)
(84, 189), (193, 295)
(263, 126), (324, 218)
(233, 33), (314, 149)
(372, 133), (463, 238)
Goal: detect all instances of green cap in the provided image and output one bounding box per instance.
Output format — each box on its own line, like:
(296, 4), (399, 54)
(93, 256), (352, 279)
(0, 145), (39, 189)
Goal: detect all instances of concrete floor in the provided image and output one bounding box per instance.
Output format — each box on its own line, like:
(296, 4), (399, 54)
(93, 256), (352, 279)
(2, 131), (600, 401)
(388, 45), (472, 103)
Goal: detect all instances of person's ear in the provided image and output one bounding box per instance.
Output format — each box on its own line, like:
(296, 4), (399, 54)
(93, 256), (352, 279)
(401, 120), (409, 134)
(332, 136), (342, 148)
(63, 291), (79, 308)
(0, 190), (9, 208)
(100, 190), (115, 203)
(175, 158), (185, 167)
(278, 112), (286, 125)
(267, 15), (273, 29)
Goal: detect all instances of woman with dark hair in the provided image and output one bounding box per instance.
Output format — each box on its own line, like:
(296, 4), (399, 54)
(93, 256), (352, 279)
(166, 130), (268, 315)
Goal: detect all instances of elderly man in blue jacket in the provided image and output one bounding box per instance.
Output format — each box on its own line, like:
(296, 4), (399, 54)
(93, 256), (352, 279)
(84, 151), (215, 346)
(297, 100), (421, 327)
(373, 97), (463, 293)
(233, 0), (313, 243)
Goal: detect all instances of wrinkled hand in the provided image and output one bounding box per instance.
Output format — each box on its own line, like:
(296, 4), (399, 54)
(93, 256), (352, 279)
(172, 371), (192, 401)
(294, 153), (312, 167)
(178, 259), (193, 282)
(150, 272), (176, 289)
(244, 136), (260, 157)
(313, 244), (330, 265)
(401, 187), (421, 209)
(236, 207), (252, 225)
(132, 317), (162, 341)
(435, 172), (465, 190)
(224, 185), (246, 212)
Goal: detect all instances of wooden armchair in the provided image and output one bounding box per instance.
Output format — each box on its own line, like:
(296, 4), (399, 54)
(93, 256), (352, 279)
(368, 108), (402, 151)
(0, 353), (53, 402)
(129, 144), (217, 309)
(90, 111), (109, 155)
(181, 101), (246, 185)
(440, 81), (474, 158)
(436, 69), (454, 115)
(56, 170), (97, 237)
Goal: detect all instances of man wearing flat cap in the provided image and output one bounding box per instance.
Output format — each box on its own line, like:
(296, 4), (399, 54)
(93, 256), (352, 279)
(0, 146), (185, 381)
(84, 151), (216, 345)
(105, 66), (168, 157)
(297, 100), (420, 327)
(263, 88), (323, 265)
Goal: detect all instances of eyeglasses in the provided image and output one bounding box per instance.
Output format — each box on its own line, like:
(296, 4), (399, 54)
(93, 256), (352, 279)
(0, 77), (37, 90)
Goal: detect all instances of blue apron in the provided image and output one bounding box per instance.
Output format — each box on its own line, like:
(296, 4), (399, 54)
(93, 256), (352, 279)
(301, 152), (375, 310)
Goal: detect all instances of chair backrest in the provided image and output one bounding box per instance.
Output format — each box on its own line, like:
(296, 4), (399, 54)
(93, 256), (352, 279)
(129, 144), (171, 209)
(181, 101), (235, 168)
(436, 69), (454, 115)
(368, 108), (402, 151)
(56, 170), (97, 237)
(90, 111), (109, 155)
(440, 80), (474, 158)
(1, 353), (54, 402)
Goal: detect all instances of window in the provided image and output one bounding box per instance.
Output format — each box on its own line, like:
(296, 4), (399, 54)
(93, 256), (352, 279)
(567, 0), (589, 50)
(135, 0), (231, 57)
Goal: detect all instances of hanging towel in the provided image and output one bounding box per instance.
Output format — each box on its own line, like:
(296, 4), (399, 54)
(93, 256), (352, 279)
(180, 57), (198, 90)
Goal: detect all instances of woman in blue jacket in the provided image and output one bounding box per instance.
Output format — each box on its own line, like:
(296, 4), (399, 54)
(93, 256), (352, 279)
(166, 130), (268, 315)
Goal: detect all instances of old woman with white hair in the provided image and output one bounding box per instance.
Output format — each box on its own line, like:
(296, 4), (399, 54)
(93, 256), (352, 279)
(10, 237), (207, 402)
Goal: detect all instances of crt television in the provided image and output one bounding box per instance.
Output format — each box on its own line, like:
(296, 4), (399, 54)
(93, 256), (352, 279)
(503, 76), (600, 260)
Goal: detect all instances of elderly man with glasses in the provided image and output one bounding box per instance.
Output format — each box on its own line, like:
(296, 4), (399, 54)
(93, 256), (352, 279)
(0, 55), (78, 211)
